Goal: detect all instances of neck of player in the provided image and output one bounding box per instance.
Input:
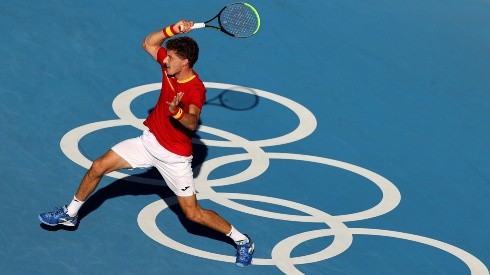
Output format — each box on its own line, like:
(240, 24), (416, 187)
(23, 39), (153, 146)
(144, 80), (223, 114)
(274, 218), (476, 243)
(175, 67), (194, 81)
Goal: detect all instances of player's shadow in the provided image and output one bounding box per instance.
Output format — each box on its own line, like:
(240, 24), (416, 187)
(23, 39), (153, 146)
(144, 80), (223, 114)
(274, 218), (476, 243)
(40, 132), (235, 247)
(205, 87), (259, 111)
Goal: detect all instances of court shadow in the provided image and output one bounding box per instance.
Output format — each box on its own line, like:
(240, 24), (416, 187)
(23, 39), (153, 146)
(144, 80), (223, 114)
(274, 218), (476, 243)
(40, 134), (234, 246)
(205, 87), (260, 111)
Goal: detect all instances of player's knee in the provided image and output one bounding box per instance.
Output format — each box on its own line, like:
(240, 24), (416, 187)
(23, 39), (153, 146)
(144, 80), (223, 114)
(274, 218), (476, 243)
(89, 157), (110, 176)
(184, 208), (203, 224)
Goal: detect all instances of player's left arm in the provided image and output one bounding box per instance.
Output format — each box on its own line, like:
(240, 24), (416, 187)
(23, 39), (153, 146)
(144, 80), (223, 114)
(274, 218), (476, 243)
(167, 92), (201, 131)
(179, 104), (200, 131)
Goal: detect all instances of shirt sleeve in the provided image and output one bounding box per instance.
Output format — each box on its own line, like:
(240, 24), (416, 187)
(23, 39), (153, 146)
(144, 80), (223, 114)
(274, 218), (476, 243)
(187, 82), (206, 110)
(157, 47), (167, 65)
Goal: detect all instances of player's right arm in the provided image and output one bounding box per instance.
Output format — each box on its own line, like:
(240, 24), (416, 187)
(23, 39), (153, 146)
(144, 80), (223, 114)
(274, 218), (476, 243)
(142, 20), (193, 60)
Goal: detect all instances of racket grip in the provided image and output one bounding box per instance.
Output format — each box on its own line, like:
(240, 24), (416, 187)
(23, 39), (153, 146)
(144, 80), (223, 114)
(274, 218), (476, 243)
(191, 23), (206, 29)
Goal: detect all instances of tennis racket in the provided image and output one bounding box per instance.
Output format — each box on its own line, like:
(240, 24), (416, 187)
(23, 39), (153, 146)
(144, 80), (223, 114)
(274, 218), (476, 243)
(191, 2), (261, 38)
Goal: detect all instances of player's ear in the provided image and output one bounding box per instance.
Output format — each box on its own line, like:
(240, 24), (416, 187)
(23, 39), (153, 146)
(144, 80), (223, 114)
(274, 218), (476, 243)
(182, 58), (189, 67)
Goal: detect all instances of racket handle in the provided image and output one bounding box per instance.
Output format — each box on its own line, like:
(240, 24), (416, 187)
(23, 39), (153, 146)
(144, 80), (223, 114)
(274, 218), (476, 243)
(191, 23), (206, 29)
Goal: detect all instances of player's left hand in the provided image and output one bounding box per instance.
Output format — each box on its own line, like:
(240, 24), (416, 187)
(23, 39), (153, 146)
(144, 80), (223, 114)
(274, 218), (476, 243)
(167, 92), (184, 113)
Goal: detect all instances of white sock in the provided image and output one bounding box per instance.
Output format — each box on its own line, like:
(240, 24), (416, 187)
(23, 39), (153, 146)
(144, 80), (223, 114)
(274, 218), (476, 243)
(66, 196), (84, 217)
(226, 225), (248, 243)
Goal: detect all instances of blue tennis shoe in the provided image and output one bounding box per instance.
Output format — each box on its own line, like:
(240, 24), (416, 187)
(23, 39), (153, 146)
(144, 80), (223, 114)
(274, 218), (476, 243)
(38, 205), (78, 227)
(235, 235), (254, 267)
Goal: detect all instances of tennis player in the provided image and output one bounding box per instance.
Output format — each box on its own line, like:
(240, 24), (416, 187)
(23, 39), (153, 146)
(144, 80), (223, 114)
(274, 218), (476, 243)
(38, 20), (254, 267)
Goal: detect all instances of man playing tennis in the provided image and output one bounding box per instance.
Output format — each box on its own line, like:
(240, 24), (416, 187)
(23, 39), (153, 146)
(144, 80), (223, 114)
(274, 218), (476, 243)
(38, 20), (254, 267)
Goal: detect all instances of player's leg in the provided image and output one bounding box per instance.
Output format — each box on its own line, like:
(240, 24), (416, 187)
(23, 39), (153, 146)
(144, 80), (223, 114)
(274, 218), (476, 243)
(38, 149), (131, 227)
(38, 135), (150, 227)
(74, 149), (131, 201)
(143, 129), (255, 267)
(176, 194), (232, 234)
(176, 194), (255, 267)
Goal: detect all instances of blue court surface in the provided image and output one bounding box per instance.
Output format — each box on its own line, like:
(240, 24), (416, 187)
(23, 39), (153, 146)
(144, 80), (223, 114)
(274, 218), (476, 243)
(1, 1), (489, 274)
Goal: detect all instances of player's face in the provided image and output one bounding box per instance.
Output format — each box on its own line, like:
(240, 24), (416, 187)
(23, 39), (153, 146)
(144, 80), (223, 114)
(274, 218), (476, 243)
(164, 50), (187, 76)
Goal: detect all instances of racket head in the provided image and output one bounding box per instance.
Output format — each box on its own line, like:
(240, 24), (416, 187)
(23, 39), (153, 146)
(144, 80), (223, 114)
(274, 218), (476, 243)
(217, 2), (261, 38)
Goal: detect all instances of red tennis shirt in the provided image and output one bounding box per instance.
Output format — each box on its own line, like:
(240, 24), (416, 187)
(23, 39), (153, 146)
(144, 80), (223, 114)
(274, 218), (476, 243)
(143, 47), (206, 157)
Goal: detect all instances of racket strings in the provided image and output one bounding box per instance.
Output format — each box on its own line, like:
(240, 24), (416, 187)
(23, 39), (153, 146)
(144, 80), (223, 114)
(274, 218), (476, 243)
(220, 4), (259, 37)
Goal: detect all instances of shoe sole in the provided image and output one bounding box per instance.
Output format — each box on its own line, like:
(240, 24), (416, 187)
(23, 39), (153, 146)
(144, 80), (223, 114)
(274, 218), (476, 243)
(38, 215), (77, 227)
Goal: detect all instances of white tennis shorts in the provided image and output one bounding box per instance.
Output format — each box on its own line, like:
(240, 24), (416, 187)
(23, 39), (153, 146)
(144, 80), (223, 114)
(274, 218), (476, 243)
(111, 130), (195, 196)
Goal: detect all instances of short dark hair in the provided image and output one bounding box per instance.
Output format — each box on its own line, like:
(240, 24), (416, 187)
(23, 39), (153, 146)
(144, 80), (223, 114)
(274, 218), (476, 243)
(166, 36), (199, 68)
